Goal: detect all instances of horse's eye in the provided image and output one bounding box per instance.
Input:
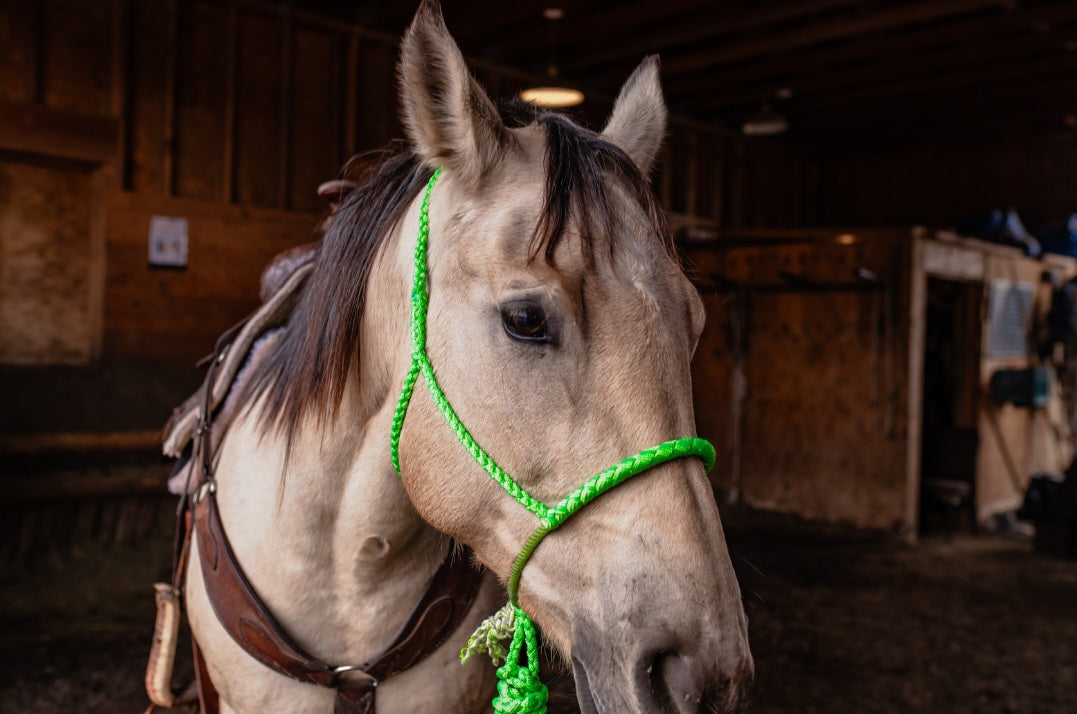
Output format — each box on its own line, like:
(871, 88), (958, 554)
(501, 302), (549, 342)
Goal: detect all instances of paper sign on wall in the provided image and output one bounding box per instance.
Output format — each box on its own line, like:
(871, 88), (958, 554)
(148, 216), (188, 268)
(986, 279), (1034, 359)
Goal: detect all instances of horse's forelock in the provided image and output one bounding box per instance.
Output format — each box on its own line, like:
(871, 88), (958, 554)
(527, 106), (672, 266)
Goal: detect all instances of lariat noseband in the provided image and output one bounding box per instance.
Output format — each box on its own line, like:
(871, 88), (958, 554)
(390, 167), (716, 714)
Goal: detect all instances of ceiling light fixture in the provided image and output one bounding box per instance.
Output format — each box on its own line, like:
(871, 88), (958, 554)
(742, 102), (789, 136)
(520, 8), (584, 108)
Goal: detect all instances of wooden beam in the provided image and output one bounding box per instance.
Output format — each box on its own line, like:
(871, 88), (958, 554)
(565, 0), (861, 73)
(800, 109), (1077, 149)
(501, 0), (718, 60)
(791, 75), (1077, 125)
(0, 430), (161, 456)
(662, 3), (1077, 101)
(662, 0), (1008, 74)
(0, 470), (169, 504)
(679, 26), (1077, 113)
(783, 57), (1077, 115)
(0, 100), (118, 163)
(445, 2), (590, 45)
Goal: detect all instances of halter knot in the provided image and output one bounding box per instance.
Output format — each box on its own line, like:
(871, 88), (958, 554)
(492, 608), (547, 714)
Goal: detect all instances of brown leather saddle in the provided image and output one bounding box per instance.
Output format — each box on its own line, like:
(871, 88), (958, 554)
(147, 248), (483, 714)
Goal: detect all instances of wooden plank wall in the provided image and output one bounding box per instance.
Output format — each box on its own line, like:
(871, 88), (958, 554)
(0, 159), (97, 364)
(686, 234), (912, 530)
(0, 0), (808, 372)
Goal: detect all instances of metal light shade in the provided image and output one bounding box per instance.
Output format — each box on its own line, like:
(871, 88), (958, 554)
(522, 8), (583, 109)
(520, 85), (584, 108)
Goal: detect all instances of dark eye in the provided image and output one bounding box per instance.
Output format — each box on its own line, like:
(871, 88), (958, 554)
(501, 302), (549, 342)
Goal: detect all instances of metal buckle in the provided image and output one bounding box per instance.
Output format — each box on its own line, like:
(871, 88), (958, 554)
(193, 479), (216, 503)
(330, 665), (377, 687)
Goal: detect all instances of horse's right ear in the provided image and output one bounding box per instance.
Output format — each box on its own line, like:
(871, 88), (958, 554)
(398, 1), (506, 186)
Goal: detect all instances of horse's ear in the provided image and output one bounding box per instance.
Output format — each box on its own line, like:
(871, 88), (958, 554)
(398, 0), (505, 185)
(601, 56), (667, 176)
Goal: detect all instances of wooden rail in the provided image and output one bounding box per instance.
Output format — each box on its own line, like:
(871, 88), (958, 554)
(0, 430), (162, 456)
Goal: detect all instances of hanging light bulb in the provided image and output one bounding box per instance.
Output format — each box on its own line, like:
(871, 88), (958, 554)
(521, 8), (584, 108)
(742, 102), (789, 136)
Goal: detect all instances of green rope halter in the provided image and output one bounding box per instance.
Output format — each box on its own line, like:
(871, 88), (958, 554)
(390, 167), (716, 714)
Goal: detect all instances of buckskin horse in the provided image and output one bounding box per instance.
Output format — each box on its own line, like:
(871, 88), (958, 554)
(148, 3), (752, 713)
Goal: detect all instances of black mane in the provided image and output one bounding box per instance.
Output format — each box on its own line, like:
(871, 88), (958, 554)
(249, 99), (670, 438)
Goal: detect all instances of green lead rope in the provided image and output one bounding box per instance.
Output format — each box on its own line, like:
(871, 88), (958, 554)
(390, 167), (716, 714)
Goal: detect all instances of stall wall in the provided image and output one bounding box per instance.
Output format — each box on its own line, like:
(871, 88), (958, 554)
(687, 235), (912, 531)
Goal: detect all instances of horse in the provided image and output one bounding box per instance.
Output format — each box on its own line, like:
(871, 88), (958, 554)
(170, 3), (753, 712)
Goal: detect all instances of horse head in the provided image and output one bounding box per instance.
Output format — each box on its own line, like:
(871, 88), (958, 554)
(386, 3), (753, 712)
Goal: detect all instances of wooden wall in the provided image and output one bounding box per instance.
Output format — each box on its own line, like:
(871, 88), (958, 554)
(0, 159), (99, 364)
(6, 0), (1073, 537)
(0, 0), (807, 439)
(686, 234), (912, 530)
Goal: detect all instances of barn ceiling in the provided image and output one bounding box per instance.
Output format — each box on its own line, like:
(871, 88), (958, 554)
(300, 0), (1077, 148)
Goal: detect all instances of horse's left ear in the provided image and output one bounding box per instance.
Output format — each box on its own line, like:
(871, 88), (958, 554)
(601, 56), (668, 176)
(398, 1), (506, 185)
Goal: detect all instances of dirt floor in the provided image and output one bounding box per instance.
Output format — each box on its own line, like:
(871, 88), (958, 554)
(1, 505), (1075, 714)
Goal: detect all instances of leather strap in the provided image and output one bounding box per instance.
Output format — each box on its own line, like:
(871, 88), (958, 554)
(193, 487), (482, 714)
(191, 635), (219, 714)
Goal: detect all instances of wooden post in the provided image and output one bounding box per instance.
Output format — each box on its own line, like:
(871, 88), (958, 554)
(277, 14), (293, 210)
(344, 32), (359, 159)
(88, 170), (107, 361)
(904, 232), (926, 543)
(714, 137), (726, 229)
(660, 145), (673, 211)
(162, 0), (177, 197)
(110, 0), (131, 190)
(31, 1), (46, 104)
(686, 129), (699, 218)
(222, 3), (238, 204)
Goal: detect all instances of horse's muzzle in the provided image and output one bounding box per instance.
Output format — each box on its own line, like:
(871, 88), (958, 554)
(570, 627), (753, 714)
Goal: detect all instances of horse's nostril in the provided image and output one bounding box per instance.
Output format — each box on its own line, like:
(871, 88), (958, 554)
(647, 651), (704, 714)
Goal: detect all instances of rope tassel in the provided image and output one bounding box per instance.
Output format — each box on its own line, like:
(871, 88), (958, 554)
(462, 604), (548, 714)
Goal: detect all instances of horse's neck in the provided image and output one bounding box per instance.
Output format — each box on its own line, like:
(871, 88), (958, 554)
(213, 220), (449, 664)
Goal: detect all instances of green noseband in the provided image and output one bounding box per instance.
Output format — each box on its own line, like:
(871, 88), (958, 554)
(389, 167), (716, 714)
